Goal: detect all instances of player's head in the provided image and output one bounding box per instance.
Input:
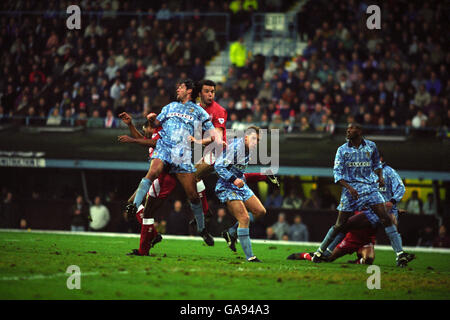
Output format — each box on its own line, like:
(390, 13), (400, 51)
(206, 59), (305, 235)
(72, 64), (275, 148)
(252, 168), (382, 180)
(142, 120), (156, 138)
(176, 78), (197, 102)
(244, 125), (261, 150)
(197, 79), (216, 106)
(346, 122), (363, 140)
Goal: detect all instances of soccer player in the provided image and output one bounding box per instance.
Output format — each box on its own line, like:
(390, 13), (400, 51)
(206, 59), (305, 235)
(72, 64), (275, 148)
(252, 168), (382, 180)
(127, 79), (218, 246)
(214, 126), (267, 262)
(191, 80), (280, 223)
(311, 123), (414, 267)
(287, 211), (378, 264)
(289, 152), (410, 264)
(118, 113), (177, 255)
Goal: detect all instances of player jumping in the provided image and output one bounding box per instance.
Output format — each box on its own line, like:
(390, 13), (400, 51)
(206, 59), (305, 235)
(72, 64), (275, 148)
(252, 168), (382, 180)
(126, 79), (218, 246)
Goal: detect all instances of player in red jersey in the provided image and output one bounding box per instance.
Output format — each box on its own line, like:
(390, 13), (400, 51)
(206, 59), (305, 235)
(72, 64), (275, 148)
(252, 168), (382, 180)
(118, 112), (177, 256)
(287, 211), (379, 264)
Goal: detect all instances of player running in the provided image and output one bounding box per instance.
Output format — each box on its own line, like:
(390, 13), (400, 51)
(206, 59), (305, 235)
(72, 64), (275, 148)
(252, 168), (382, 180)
(118, 113), (177, 255)
(311, 123), (414, 267)
(214, 126), (267, 262)
(126, 79), (218, 246)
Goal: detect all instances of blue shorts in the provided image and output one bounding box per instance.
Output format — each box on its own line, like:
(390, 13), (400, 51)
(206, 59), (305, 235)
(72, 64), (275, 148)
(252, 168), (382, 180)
(151, 140), (196, 174)
(337, 188), (385, 212)
(363, 208), (399, 227)
(215, 181), (254, 203)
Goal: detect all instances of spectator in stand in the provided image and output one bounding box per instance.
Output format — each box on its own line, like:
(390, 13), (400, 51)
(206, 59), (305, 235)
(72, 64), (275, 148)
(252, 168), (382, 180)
(70, 195), (90, 232)
(104, 109), (117, 128)
(265, 226), (277, 240)
(414, 84), (431, 108)
(302, 189), (323, 210)
(208, 207), (233, 237)
(46, 108), (62, 126)
(417, 226), (435, 247)
(288, 215), (309, 242)
(405, 190), (423, 214)
(265, 189), (283, 208)
(411, 110), (428, 128)
(423, 192), (437, 216)
(166, 200), (190, 235)
(270, 212), (290, 240)
(282, 190), (303, 209)
(433, 225), (450, 248)
(89, 196), (110, 232)
(0, 192), (26, 229)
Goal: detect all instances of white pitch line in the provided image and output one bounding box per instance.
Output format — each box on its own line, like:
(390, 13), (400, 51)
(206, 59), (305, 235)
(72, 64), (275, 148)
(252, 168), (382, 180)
(1, 228), (450, 254)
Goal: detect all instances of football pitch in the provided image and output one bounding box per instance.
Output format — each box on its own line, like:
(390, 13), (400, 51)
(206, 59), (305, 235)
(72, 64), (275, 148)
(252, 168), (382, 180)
(0, 230), (449, 300)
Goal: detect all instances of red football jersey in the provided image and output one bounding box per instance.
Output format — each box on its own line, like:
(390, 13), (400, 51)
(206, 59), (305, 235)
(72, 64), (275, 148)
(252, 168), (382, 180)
(147, 127), (162, 158)
(203, 101), (227, 143)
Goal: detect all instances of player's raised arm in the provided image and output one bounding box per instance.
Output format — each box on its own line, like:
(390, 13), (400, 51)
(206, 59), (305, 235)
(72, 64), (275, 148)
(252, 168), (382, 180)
(119, 112), (145, 139)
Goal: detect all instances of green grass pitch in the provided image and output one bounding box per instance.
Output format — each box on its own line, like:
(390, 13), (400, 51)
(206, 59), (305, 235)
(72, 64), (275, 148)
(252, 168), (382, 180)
(0, 230), (449, 300)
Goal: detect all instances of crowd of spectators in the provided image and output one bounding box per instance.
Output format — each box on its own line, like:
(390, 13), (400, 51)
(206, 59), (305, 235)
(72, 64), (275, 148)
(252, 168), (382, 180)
(223, 0), (449, 135)
(0, 0), (296, 129)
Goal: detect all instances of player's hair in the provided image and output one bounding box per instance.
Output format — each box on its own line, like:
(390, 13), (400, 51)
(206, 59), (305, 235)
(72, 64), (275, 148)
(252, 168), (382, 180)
(197, 79), (216, 89)
(245, 125), (261, 136)
(177, 78), (198, 101)
(351, 122), (363, 130)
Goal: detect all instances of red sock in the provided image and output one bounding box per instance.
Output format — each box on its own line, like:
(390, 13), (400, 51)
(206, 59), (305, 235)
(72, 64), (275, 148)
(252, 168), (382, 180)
(199, 190), (209, 216)
(300, 253), (312, 261)
(138, 222), (154, 256)
(135, 210), (143, 225)
(244, 172), (267, 183)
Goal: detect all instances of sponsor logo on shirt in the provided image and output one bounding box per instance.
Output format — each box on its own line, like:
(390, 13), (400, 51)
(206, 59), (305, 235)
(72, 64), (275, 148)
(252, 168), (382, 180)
(347, 161), (371, 167)
(167, 112), (194, 120)
(218, 118), (225, 124)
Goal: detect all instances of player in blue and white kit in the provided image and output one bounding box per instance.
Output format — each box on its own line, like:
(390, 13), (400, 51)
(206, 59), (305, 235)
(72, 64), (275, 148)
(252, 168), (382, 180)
(312, 123), (415, 267)
(127, 79), (219, 246)
(214, 126), (267, 262)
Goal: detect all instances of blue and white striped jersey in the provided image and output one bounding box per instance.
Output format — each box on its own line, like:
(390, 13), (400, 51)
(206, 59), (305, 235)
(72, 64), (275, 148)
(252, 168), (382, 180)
(214, 137), (249, 184)
(156, 100), (215, 148)
(333, 139), (383, 192)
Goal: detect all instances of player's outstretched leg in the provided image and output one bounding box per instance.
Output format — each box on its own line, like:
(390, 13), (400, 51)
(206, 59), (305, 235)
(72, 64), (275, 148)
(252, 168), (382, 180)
(313, 211), (351, 262)
(371, 203), (415, 267)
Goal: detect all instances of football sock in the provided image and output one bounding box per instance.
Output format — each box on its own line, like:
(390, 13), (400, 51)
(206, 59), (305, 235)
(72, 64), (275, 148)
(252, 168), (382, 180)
(323, 232), (345, 257)
(244, 172), (267, 183)
(318, 226), (337, 253)
(190, 201), (205, 232)
(384, 225), (404, 255)
(138, 218), (155, 255)
(237, 227), (254, 260)
(135, 206), (144, 225)
(133, 178), (152, 207)
(300, 253), (312, 261)
(229, 212), (254, 237)
(196, 180), (209, 216)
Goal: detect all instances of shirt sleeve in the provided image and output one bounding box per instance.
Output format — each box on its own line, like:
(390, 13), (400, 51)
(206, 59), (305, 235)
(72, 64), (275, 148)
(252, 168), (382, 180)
(371, 143), (383, 171)
(388, 167), (406, 203)
(156, 103), (171, 123)
(333, 147), (345, 183)
(212, 107), (227, 130)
